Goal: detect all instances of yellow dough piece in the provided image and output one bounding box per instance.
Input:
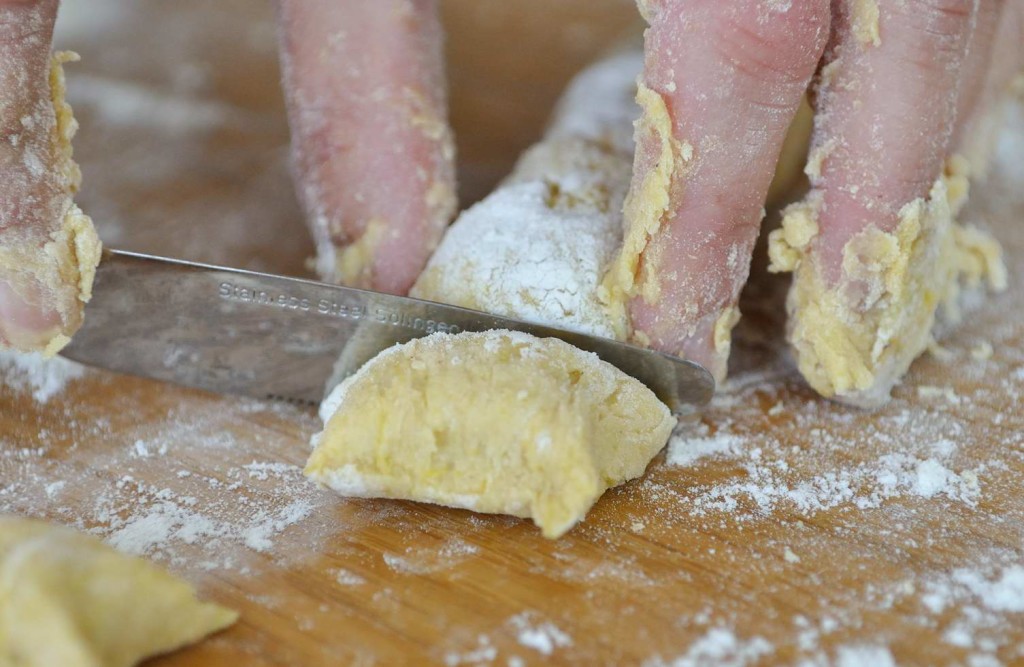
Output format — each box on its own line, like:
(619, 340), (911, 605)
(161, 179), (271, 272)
(306, 331), (676, 538)
(0, 516), (237, 667)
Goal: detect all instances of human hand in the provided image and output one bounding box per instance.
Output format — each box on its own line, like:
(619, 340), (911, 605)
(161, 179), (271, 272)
(607, 0), (1021, 404)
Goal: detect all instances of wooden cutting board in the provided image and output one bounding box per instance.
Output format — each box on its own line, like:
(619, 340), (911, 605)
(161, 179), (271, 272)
(3, 2), (1023, 665)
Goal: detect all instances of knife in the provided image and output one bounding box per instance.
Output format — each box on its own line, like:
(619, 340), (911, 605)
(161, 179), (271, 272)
(60, 249), (715, 412)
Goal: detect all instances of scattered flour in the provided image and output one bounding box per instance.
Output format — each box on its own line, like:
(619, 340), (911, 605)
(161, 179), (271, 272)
(0, 350), (87, 403)
(383, 538), (481, 576)
(666, 432), (745, 467)
(334, 568), (367, 586)
(444, 635), (497, 667)
(0, 395), (331, 574)
(665, 417), (982, 518)
(100, 471), (316, 558)
(644, 627), (773, 667)
(834, 644), (896, 667)
(922, 565), (1024, 615)
(917, 385), (961, 404)
(508, 613), (572, 656)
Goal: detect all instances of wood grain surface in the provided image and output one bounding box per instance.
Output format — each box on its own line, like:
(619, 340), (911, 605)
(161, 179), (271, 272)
(2, 2), (1023, 665)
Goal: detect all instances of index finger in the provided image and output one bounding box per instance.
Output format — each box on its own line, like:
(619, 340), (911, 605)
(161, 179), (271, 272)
(1, 0), (101, 354)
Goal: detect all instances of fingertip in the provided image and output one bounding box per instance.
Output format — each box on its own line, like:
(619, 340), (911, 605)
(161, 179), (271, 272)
(276, 0), (453, 294)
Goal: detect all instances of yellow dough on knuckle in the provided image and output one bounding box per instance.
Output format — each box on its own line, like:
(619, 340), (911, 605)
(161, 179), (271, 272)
(0, 516), (237, 667)
(306, 331), (676, 539)
(768, 157), (1007, 407)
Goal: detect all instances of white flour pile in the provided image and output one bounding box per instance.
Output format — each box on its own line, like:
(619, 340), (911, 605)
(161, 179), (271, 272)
(0, 351), (87, 403)
(643, 627), (773, 667)
(508, 612), (573, 656)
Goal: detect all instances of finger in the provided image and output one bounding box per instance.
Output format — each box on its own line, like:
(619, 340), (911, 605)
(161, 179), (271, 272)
(813, 0), (975, 277)
(985, 0), (1024, 94)
(951, 0), (1002, 153)
(275, 0), (456, 295)
(953, 0), (1024, 171)
(1, 0), (98, 354)
(602, 0), (830, 383)
(769, 0), (978, 406)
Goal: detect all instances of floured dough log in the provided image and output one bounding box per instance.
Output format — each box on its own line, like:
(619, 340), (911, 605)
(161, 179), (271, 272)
(306, 331), (676, 538)
(0, 51), (101, 356)
(410, 49), (642, 339)
(0, 515), (236, 667)
(768, 156), (1007, 408)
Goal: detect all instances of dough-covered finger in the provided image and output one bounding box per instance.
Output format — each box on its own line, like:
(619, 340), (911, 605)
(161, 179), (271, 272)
(275, 0), (456, 295)
(0, 0), (100, 355)
(953, 0), (1024, 171)
(950, 0), (1003, 157)
(601, 0), (830, 383)
(769, 0), (1007, 407)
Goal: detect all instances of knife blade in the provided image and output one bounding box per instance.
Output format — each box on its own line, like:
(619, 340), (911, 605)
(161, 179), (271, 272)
(59, 249), (715, 412)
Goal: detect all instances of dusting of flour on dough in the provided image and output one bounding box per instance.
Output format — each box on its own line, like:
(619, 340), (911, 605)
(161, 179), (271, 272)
(411, 51), (641, 340)
(309, 330), (675, 539)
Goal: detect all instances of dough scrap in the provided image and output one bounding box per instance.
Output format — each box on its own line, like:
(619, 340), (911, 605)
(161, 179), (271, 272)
(0, 516), (236, 667)
(307, 331), (676, 538)
(767, 157), (1007, 407)
(0, 52), (102, 356)
(334, 218), (387, 289)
